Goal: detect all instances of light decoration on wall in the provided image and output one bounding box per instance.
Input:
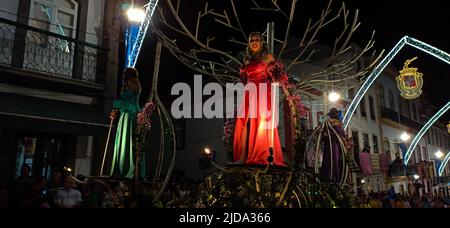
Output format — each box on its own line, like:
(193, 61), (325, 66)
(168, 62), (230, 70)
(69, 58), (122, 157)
(343, 36), (450, 130)
(396, 57), (423, 99)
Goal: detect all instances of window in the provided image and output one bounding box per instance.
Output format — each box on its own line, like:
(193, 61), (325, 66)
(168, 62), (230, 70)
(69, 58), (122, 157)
(412, 104), (417, 121)
(414, 148), (419, 163)
(360, 97), (367, 118)
(417, 104), (423, 123)
(378, 84), (385, 107)
(352, 131), (360, 154)
(404, 101), (410, 118)
(431, 129), (435, 145)
(369, 96), (376, 120)
(362, 133), (370, 152)
(372, 135), (379, 154)
(384, 139), (391, 155)
(388, 90), (394, 110)
(396, 144), (402, 158)
(417, 147), (422, 161)
(29, 0), (78, 52)
(434, 129), (438, 146)
(348, 88), (355, 99)
(174, 120), (186, 149)
(422, 146), (427, 161)
(438, 131), (442, 147)
(29, 0), (78, 38)
(398, 95), (403, 115)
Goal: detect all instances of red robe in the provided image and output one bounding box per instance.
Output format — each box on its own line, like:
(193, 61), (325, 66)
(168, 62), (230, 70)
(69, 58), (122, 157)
(233, 59), (287, 166)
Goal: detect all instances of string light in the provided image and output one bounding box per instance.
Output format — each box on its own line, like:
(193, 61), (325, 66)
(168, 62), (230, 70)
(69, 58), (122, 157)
(438, 152), (450, 176)
(343, 36), (450, 130)
(404, 101), (450, 165)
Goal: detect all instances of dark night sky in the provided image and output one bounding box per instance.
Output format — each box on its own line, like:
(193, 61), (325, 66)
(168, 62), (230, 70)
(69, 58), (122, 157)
(135, 0), (450, 121)
(346, 0), (450, 121)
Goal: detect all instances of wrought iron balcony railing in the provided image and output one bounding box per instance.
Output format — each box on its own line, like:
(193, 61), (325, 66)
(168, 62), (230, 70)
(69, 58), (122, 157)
(381, 107), (423, 130)
(0, 18), (106, 83)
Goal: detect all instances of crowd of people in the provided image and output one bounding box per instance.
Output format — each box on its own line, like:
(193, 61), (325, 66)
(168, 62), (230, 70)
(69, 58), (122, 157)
(355, 188), (450, 208)
(0, 166), (206, 208)
(2, 164), (449, 208)
(0, 165), (127, 208)
(159, 170), (205, 208)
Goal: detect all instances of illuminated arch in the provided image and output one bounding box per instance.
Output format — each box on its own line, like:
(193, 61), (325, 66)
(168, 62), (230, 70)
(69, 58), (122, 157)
(438, 152), (450, 177)
(403, 101), (450, 165)
(342, 36), (450, 130)
(127, 0), (160, 67)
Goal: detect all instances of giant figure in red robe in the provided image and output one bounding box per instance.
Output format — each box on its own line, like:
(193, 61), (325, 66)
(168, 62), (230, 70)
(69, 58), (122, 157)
(233, 32), (288, 166)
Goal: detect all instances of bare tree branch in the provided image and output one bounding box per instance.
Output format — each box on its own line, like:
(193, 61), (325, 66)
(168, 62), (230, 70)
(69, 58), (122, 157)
(287, 0), (341, 70)
(230, 0), (247, 41)
(154, 0), (384, 92)
(164, 0), (241, 65)
(277, 0), (298, 60)
(270, 0), (289, 19)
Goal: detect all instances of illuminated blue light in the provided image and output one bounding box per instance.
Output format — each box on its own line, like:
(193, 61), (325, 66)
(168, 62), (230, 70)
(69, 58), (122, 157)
(127, 0), (159, 68)
(403, 101), (450, 165)
(125, 24), (141, 67)
(438, 152), (450, 177)
(343, 37), (407, 130)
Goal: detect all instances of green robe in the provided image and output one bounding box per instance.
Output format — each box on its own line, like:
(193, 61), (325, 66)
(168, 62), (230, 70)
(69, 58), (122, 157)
(110, 89), (140, 178)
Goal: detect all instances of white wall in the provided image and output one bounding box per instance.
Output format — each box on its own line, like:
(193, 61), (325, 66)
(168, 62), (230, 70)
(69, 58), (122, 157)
(0, 0), (19, 21)
(85, 0), (104, 45)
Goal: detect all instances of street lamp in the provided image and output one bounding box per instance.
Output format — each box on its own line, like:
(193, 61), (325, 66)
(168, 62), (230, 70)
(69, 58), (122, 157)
(435, 150), (444, 159)
(124, 6), (146, 67)
(127, 7), (146, 23)
(328, 91), (340, 103)
(400, 132), (411, 142)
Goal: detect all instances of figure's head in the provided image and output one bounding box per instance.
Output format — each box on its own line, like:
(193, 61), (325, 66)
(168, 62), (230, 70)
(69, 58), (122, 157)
(122, 67), (141, 92)
(328, 108), (339, 119)
(123, 67), (139, 83)
(246, 32), (268, 55)
(248, 32), (263, 53)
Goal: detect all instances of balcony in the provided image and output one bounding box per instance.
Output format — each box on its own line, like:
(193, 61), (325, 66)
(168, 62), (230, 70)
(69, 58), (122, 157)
(381, 107), (423, 130)
(389, 156), (406, 177)
(0, 18), (106, 84)
(440, 175), (450, 184)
